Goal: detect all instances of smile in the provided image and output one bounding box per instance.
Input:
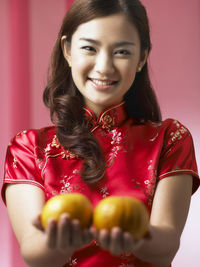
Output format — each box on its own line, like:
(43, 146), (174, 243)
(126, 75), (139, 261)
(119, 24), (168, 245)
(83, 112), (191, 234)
(88, 78), (118, 86)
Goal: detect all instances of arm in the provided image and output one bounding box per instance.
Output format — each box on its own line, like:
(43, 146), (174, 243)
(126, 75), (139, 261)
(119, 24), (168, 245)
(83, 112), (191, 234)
(5, 184), (94, 267)
(98, 174), (193, 267)
(133, 174), (193, 266)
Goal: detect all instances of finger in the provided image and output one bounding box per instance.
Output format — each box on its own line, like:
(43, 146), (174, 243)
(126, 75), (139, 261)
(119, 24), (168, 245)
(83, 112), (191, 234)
(57, 213), (71, 250)
(46, 219), (57, 249)
(123, 232), (134, 254)
(110, 227), (123, 256)
(89, 226), (98, 241)
(83, 228), (93, 244)
(98, 229), (110, 250)
(71, 219), (82, 248)
(83, 225), (97, 244)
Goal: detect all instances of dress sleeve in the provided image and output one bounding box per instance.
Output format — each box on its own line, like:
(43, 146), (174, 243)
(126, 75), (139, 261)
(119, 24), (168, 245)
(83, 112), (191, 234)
(1, 130), (45, 204)
(157, 119), (199, 194)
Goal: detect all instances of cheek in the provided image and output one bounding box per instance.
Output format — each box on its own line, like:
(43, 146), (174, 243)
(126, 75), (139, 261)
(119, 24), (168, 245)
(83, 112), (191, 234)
(120, 64), (137, 85)
(71, 62), (86, 85)
(72, 56), (84, 71)
(72, 55), (91, 78)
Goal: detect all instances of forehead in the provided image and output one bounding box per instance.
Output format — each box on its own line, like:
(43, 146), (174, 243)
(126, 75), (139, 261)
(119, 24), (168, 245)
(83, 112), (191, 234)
(71, 13), (140, 43)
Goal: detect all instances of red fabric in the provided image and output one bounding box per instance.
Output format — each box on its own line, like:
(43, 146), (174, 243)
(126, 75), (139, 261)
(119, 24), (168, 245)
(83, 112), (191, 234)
(2, 102), (199, 267)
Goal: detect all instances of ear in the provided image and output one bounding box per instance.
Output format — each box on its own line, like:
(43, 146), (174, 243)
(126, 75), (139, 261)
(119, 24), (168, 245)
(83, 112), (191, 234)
(61, 35), (71, 63)
(137, 49), (149, 72)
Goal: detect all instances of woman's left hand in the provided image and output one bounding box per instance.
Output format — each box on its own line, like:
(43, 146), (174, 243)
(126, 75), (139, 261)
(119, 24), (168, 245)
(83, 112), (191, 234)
(97, 227), (150, 256)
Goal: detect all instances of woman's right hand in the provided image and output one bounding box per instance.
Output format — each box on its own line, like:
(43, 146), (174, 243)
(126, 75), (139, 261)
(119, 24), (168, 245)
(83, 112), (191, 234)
(33, 213), (96, 257)
(6, 184), (96, 267)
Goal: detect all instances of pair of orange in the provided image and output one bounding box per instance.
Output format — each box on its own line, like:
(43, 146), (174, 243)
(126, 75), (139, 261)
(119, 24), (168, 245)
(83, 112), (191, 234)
(41, 193), (149, 240)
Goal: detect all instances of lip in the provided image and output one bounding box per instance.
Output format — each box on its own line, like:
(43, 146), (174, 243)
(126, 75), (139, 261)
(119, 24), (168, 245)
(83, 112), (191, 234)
(88, 78), (118, 90)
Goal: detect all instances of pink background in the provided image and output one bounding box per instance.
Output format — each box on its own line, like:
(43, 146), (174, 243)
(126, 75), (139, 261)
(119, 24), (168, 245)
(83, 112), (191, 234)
(0, 0), (199, 266)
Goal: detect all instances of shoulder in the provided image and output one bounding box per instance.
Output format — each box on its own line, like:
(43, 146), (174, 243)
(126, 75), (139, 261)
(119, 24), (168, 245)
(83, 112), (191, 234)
(9, 126), (56, 151)
(151, 118), (191, 144)
(142, 118), (191, 140)
(127, 118), (193, 147)
(159, 118), (189, 133)
(144, 118), (188, 131)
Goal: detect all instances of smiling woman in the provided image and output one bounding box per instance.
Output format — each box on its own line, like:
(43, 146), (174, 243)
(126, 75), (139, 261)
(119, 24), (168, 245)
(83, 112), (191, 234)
(43, 0), (161, 184)
(2, 0), (199, 267)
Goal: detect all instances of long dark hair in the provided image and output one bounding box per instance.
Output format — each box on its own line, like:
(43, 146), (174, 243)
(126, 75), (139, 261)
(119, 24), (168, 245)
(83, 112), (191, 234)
(43, 0), (162, 183)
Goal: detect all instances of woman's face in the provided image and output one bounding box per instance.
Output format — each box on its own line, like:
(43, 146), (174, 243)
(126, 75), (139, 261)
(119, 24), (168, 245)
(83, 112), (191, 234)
(62, 13), (147, 115)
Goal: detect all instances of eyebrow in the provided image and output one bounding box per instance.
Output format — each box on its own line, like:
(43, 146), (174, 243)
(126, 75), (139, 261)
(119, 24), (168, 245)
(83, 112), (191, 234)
(79, 38), (136, 47)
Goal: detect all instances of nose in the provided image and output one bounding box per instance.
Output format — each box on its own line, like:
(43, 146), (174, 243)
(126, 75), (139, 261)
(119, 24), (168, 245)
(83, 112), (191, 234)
(94, 52), (115, 75)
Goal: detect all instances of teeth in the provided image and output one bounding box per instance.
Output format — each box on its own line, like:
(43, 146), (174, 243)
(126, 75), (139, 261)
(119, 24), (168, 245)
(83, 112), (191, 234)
(91, 79), (114, 86)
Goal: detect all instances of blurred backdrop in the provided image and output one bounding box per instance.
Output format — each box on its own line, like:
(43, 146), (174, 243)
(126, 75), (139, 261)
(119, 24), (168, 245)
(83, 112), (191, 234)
(0, 0), (199, 266)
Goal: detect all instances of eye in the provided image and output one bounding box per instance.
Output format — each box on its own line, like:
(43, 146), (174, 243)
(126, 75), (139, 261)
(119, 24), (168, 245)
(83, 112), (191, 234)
(115, 49), (131, 56)
(80, 46), (96, 52)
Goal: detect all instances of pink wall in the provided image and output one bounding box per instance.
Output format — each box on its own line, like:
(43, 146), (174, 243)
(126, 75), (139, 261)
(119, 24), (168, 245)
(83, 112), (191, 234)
(0, 0), (67, 266)
(0, 0), (199, 266)
(0, 1), (12, 266)
(141, 1), (200, 266)
(30, 0), (67, 129)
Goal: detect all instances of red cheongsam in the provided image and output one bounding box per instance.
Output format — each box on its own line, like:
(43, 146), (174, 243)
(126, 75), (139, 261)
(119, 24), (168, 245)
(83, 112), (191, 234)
(2, 102), (199, 267)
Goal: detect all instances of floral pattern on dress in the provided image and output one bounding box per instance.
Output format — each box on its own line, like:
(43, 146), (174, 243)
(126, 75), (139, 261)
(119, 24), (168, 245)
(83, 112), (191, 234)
(34, 146), (46, 175)
(132, 160), (157, 207)
(59, 169), (85, 195)
(119, 253), (136, 267)
(100, 185), (109, 198)
(37, 135), (79, 180)
(50, 135), (78, 159)
(12, 158), (18, 168)
(169, 120), (188, 144)
(68, 257), (78, 266)
(38, 134), (78, 161)
(106, 129), (127, 167)
(37, 158), (43, 170)
(143, 169), (157, 206)
(45, 169), (84, 199)
(100, 114), (115, 131)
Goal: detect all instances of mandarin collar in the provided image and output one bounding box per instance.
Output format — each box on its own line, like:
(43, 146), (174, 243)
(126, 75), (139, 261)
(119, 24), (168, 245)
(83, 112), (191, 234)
(84, 101), (128, 132)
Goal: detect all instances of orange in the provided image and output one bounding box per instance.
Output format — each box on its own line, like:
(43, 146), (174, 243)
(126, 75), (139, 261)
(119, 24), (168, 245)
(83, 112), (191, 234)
(41, 193), (93, 229)
(93, 196), (149, 239)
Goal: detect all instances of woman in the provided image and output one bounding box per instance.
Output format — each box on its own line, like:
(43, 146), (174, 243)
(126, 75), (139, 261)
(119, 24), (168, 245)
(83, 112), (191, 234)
(2, 0), (199, 266)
